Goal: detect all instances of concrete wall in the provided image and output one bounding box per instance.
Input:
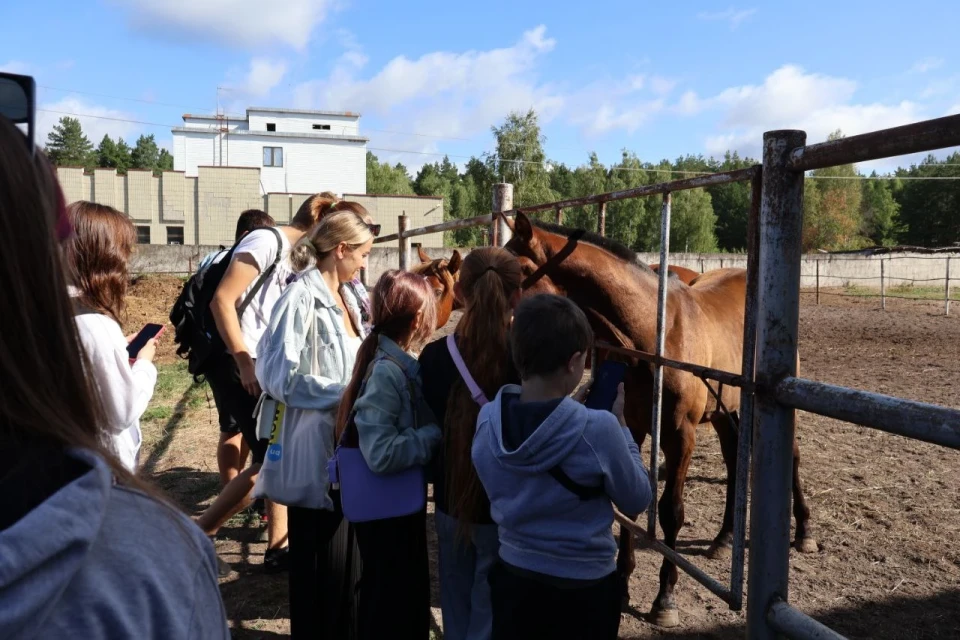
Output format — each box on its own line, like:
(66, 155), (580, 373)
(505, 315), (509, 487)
(56, 166), (432, 250)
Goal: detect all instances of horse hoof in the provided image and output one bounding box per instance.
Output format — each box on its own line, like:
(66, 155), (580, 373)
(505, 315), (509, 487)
(706, 541), (732, 560)
(649, 605), (680, 628)
(795, 537), (819, 554)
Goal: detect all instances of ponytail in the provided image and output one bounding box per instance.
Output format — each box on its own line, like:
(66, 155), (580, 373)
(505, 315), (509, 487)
(443, 248), (522, 539)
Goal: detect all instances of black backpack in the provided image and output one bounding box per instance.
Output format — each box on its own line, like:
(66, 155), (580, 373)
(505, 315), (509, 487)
(169, 228), (283, 380)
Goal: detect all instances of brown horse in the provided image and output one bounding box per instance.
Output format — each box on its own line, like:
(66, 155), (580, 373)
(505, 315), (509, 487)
(503, 213), (816, 627)
(412, 246), (462, 328)
(650, 263), (700, 285)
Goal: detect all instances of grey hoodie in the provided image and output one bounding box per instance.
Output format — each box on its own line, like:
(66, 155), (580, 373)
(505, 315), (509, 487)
(0, 448), (229, 639)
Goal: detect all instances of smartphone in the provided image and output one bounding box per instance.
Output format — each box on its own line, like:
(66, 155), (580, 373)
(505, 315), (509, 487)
(127, 323), (165, 359)
(584, 360), (628, 412)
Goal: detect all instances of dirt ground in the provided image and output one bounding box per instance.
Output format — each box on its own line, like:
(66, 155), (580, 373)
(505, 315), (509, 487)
(131, 276), (960, 639)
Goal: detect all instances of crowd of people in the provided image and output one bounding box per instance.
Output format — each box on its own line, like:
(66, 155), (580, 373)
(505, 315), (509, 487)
(0, 100), (652, 639)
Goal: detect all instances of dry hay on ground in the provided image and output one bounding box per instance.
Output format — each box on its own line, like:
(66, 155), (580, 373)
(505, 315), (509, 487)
(132, 276), (960, 639)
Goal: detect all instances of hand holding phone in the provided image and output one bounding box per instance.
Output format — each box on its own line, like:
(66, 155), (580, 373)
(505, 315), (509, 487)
(127, 323), (165, 361)
(584, 360), (628, 413)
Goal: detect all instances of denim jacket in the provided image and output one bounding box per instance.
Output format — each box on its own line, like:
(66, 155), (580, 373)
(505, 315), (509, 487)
(353, 335), (442, 475)
(256, 267), (367, 410)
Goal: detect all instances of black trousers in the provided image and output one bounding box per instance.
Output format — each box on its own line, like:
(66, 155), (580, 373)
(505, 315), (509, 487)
(354, 509), (431, 640)
(288, 494), (362, 640)
(488, 562), (621, 640)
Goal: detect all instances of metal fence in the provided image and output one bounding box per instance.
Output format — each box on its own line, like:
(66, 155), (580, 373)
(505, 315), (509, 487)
(373, 113), (960, 639)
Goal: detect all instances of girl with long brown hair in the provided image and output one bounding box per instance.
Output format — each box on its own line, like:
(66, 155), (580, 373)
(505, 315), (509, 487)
(335, 269), (439, 640)
(0, 107), (228, 638)
(62, 200), (158, 472)
(417, 247), (523, 640)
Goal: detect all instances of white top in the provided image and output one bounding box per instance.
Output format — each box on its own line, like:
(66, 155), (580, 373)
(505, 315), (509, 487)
(73, 308), (158, 472)
(231, 228), (293, 355)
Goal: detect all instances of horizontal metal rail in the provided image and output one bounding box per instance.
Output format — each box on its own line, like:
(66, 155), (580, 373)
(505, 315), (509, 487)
(375, 166), (759, 245)
(613, 510), (734, 606)
(510, 167), (759, 215)
(774, 376), (960, 449)
(788, 114), (960, 172)
(767, 600), (849, 640)
(375, 211), (492, 244)
(596, 342), (753, 391)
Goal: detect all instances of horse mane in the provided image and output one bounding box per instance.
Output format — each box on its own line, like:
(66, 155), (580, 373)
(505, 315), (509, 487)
(410, 258), (446, 276)
(530, 219), (656, 275)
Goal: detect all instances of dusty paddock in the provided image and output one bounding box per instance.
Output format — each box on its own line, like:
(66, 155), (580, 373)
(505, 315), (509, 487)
(132, 277), (960, 639)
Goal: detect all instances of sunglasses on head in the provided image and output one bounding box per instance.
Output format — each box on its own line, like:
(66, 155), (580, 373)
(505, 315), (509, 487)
(367, 223), (381, 237)
(0, 72), (36, 157)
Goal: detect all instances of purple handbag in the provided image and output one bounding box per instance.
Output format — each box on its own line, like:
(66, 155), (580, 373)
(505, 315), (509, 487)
(327, 355), (426, 522)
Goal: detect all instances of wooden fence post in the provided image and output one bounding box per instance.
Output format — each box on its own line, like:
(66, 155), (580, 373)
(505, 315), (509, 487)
(946, 257), (951, 316)
(493, 183), (514, 247)
(597, 201), (607, 237)
(398, 214), (410, 271)
(815, 260), (820, 305)
(880, 258), (886, 310)
(555, 207), (564, 225)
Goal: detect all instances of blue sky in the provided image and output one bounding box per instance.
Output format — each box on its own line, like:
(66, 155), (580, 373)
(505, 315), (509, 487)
(2, 0), (958, 175)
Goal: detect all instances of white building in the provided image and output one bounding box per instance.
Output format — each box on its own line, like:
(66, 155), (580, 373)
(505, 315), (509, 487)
(172, 107), (368, 195)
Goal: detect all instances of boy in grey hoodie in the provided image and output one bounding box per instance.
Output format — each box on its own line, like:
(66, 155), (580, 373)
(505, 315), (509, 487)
(471, 294), (651, 640)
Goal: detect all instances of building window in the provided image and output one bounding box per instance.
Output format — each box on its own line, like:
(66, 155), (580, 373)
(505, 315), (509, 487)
(266, 123), (276, 132)
(263, 147), (283, 167)
(166, 227), (184, 245)
(312, 124), (331, 131)
(136, 226), (151, 244)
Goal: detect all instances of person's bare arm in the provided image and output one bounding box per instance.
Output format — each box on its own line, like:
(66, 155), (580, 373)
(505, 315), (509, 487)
(211, 254), (261, 396)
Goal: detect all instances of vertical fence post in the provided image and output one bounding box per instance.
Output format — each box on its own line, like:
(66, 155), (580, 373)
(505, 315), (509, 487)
(493, 183), (514, 247)
(748, 129), (806, 640)
(816, 260), (820, 305)
(555, 206), (564, 225)
(648, 192), (671, 536)
(730, 171), (762, 611)
(946, 257), (951, 316)
(597, 200), (607, 237)
(398, 214), (410, 271)
(881, 259), (886, 310)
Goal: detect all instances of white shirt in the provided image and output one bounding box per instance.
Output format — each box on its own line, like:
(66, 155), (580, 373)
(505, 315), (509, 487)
(73, 310), (158, 472)
(230, 228), (293, 356)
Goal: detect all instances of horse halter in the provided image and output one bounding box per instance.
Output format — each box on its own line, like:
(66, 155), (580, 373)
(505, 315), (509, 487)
(520, 228), (586, 290)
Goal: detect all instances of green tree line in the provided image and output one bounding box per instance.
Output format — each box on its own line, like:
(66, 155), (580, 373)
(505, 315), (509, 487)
(367, 111), (960, 252)
(45, 116), (173, 176)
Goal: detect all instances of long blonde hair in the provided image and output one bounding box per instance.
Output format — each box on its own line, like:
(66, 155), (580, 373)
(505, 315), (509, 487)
(291, 209), (374, 272)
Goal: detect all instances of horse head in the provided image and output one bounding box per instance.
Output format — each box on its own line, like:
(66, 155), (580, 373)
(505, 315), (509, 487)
(501, 212), (564, 297)
(413, 246), (462, 328)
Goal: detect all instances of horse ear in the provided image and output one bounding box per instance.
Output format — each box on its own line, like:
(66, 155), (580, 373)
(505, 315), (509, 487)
(513, 212), (534, 242)
(417, 246), (431, 264)
(448, 250), (463, 275)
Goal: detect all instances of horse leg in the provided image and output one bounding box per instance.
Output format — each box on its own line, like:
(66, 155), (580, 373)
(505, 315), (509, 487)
(792, 436), (818, 553)
(649, 423), (695, 628)
(616, 515), (638, 611)
(706, 411), (739, 560)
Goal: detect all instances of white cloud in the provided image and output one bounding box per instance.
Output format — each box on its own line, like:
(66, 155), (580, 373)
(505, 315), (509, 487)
(295, 25), (564, 141)
(910, 57), (944, 74)
(684, 65), (923, 170)
(575, 99), (666, 135)
(947, 104), (960, 116)
(115, 0), (333, 50)
(650, 75), (678, 96)
(0, 60), (32, 74)
(696, 7), (757, 29)
(37, 98), (141, 148)
(226, 58), (288, 98)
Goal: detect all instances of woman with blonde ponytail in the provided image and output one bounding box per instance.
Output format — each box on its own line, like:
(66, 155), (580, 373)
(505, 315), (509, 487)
(254, 209), (374, 639)
(418, 247), (523, 640)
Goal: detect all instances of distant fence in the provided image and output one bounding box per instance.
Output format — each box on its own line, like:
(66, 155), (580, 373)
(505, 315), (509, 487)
(132, 243), (960, 315)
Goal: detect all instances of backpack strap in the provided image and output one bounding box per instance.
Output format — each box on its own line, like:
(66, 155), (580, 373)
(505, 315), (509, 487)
(236, 227), (284, 318)
(446, 334), (488, 407)
(339, 352), (419, 447)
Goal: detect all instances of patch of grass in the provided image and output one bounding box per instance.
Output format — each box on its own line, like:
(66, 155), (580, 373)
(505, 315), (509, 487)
(142, 405), (173, 422)
(840, 283), (960, 300)
(154, 360), (191, 398)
